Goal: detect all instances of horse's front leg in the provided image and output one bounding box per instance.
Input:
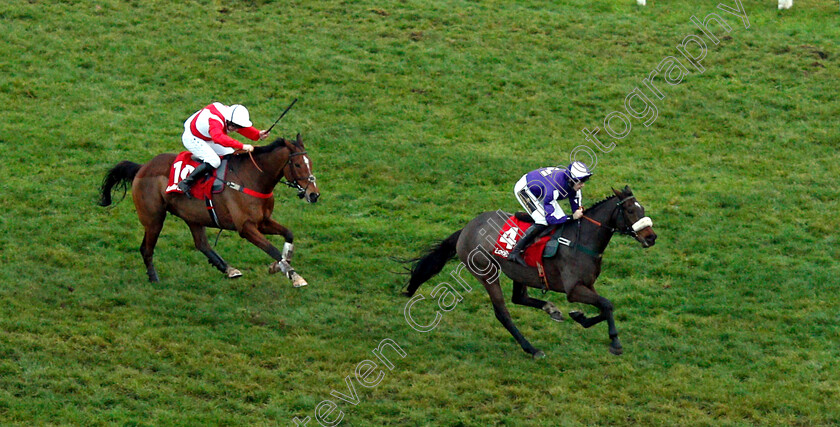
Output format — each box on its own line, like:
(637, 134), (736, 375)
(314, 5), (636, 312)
(258, 218), (294, 263)
(238, 222), (307, 287)
(567, 284), (622, 355)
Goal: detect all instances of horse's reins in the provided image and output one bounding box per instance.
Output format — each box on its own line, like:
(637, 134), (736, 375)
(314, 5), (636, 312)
(233, 148), (314, 196)
(572, 196), (637, 256)
(248, 151), (264, 173)
(580, 195), (636, 232)
(585, 195), (653, 238)
(581, 215), (603, 227)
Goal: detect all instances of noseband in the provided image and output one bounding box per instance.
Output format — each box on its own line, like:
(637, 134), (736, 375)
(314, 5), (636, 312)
(583, 196), (652, 237)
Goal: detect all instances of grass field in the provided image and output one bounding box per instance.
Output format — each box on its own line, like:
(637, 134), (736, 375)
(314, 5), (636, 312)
(1, 0), (839, 425)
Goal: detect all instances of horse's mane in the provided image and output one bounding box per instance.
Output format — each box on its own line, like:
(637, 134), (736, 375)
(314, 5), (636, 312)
(586, 194), (618, 211)
(252, 137), (300, 155)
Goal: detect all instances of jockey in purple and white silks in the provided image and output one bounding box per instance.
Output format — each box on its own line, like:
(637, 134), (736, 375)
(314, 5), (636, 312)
(508, 161), (593, 266)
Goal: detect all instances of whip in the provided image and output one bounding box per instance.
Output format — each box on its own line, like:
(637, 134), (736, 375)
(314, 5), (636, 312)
(266, 98), (298, 133)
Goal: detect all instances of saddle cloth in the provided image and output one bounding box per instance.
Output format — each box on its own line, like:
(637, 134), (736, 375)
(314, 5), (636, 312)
(492, 215), (552, 267)
(164, 152), (227, 200)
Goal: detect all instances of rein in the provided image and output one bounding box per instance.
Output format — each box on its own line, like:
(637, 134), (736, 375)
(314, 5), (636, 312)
(248, 151), (264, 173)
(581, 215), (603, 227)
(230, 147), (314, 198)
(582, 196), (637, 234)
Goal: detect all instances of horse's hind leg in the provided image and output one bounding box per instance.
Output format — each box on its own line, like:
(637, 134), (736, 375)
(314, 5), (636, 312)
(187, 223), (241, 279)
(483, 278), (544, 359)
(512, 282), (564, 322)
(139, 215), (164, 282)
(567, 284), (622, 355)
(133, 188), (167, 282)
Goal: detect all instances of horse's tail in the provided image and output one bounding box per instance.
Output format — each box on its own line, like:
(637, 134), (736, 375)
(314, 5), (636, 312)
(404, 229), (463, 297)
(98, 161), (142, 206)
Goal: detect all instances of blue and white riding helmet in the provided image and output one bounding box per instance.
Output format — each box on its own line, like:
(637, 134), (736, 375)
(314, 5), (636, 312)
(568, 161), (593, 183)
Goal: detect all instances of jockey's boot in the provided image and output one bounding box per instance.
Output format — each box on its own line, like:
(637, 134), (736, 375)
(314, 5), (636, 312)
(507, 224), (547, 266)
(177, 162), (214, 199)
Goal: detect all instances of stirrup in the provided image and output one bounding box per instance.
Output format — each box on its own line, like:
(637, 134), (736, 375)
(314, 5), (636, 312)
(177, 182), (194, 199)
(508, 251), (527, 266)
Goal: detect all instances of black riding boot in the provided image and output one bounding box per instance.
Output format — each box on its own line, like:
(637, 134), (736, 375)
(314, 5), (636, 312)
(507, 224), (547, 266)
(177, 162), (215, 199)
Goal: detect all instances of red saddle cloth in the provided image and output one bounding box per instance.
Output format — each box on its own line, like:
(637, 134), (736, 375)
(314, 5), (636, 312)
(164, 152), (217, 200)
(492, 216), (551, 267)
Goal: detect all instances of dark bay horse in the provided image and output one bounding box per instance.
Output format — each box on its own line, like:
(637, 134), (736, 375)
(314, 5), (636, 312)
(406, 186), (656, 358)
(98, 134), (319, 287)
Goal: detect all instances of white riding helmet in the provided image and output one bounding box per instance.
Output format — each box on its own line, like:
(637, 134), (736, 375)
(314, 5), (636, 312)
(227, 104), (252, 128)
(568, 161), (593, 182)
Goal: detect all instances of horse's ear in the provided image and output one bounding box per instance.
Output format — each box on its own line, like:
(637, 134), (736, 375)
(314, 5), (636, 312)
(296, 132), (302, 145)
(612, 187), (622, 197)
(623, 185), (632, 195)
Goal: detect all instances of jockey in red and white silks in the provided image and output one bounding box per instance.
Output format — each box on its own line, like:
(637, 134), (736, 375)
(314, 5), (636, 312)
(182, 102), (267, 168)
(177, 102), (269, 197)
(508, 161), (593, 266)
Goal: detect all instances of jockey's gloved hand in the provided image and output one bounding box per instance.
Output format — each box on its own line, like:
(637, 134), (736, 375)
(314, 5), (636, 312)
(242, 144), (254, 152)
(573, 208), (584, 220)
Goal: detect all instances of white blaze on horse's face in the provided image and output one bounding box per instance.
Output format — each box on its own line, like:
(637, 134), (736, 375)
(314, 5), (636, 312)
(297, 153), (319, 203)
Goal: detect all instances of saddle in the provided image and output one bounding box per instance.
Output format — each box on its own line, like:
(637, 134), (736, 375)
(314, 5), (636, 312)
(164, 152), (229, 200)
(492, 214), (554, 267)
(493, 214), (584, 265)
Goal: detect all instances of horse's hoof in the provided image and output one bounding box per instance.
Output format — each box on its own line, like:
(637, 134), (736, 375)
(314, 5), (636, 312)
(533, 350), (546, 359)
(569, 311), (585, 322)
(542, 304), (565, 322)
(291, 273), (308, 288)
(226, 268), (242, 279)
(610, 345), (623, 356)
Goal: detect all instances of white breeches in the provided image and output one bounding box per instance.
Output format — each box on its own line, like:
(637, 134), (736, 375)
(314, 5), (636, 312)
(513, 175), (567, 226)
(181, 128), (234, 168)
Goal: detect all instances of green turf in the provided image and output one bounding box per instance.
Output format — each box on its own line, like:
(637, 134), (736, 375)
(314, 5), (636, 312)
(1, 0), (838, 425)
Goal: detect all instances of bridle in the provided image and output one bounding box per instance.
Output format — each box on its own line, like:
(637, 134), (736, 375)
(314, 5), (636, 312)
(582, 195), (653, 238)
(280, 150), (316, 198)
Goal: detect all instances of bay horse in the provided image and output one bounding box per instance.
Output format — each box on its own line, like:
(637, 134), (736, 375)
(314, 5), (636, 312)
(405, 186), (656, 358)
(98, 134), (319, 287)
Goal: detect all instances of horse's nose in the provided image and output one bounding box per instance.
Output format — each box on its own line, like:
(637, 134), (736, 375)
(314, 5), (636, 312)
(308, 192), (320, 203)
(647, 233), (657, 246)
